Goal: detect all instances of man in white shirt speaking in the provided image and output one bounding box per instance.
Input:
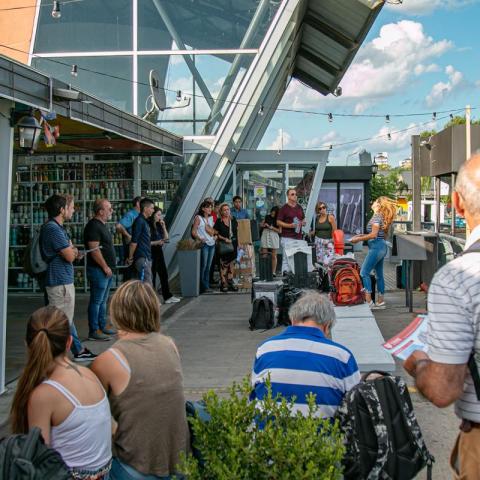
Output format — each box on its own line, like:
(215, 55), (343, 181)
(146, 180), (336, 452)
(404, 154), (480, 478)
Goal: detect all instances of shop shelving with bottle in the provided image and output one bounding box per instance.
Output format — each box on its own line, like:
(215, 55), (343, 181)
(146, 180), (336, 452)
(8, 155), (136, 292)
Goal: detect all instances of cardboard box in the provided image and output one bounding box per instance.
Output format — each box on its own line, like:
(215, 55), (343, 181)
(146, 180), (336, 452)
(237, 219), (252, 244)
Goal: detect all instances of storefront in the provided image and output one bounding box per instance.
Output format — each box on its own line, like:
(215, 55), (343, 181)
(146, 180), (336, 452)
(0, 54), (182, 391)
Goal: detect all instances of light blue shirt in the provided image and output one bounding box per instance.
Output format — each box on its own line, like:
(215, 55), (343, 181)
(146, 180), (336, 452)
(231, 208), (249, 220)
(119, 208), (140, 235)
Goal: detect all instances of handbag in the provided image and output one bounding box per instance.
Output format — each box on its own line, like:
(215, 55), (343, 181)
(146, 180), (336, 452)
(217, 220), (235, 257)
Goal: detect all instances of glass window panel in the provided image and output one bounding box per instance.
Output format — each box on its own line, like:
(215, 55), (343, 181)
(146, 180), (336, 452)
(317, 182), (338, 220)
(138, 0), (281, 50)
(34, 0), (132, 53)
(31, 56), (133, 112)
(339, 183), (364, 238)
(138, 54), (250, 135)
(288, 165), (316, 211)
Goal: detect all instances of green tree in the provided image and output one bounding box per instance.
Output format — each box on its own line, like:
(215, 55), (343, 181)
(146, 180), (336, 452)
(370, 170), (401, 201)
(443, 115), (480, 128)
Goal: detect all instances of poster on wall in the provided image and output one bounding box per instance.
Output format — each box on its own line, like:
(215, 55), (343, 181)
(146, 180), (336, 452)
(339, 183), (364, 238)
(317, 183), (338, 220)
(254, 185), (266, 198)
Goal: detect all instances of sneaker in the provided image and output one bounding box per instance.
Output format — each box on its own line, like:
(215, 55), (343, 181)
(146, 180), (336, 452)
(220, 285), (228, 293)
(73, 348), (97, 363)
(371, 302), (386, 310)
(102, 328), (117, 335)
(88, 330), (111, 341)
(228, 284), (239, 292)
(165, 296), (181, 304)
(203, 288), (214, 294)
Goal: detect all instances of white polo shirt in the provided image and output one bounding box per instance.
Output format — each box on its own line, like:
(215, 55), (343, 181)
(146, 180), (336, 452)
(427, 224), (480, 422)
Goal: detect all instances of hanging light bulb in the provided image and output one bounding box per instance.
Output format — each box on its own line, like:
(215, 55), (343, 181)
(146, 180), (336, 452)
(432, 112), (437, 121)
(258, 105), (264, 116)
(450, 113), (454, 120)
(385, 115), (390, 123)
(71, 64), (78, 77)
(329, 144), (333, 150)
(276, 148), (281, 156)
(51, 0), (61, 19)
(176, 90), (182, 101)
(328, 113), (333, 123)
(387, 133), (392, 141)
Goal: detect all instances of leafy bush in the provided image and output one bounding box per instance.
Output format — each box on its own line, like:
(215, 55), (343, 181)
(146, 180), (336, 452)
(179, 377), (345, 480)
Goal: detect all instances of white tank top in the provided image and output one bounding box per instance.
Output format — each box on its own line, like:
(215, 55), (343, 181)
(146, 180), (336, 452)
(196, 215), (215, 246)
(43, 379), (112, 470)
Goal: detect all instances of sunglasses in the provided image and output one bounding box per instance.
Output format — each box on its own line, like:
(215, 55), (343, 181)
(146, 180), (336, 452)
(319, 206), (326, 210)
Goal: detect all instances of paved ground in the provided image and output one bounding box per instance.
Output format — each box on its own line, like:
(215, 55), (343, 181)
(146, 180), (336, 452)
(0, 252), (457, 478)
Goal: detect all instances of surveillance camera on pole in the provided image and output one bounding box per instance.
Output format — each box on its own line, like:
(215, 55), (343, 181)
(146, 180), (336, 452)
(142, 70), (191, 123)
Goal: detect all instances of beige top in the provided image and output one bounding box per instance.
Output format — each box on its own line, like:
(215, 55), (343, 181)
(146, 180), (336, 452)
(109, 333), (189, 476)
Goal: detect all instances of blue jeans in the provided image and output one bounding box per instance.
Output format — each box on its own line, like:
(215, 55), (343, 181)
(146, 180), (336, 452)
(360, 238), (387, 295)
(110, 458), (181, 480)
(200, 244), (215, 291)
(87, 266), (113, 334)
(70, 322), (83, 356)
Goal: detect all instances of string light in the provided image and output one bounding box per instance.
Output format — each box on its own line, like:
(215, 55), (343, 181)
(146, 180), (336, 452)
(387, 133), (392, 141)
(51, 0), (61, 19)
(432, 112), (437, 121)
(385, 115), (390, 123)
(176, 90), (182, 101)
(258, 105), (264, 116)
(70, 64), (78, 77)
(0, 44), (475, 123)
(329, 145), (333, 150)
(450, 114), (454, 120)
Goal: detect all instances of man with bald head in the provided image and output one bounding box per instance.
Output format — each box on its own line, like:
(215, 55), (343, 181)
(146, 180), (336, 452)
(404, 154), (480, 477)
(84, 198), (117, 341)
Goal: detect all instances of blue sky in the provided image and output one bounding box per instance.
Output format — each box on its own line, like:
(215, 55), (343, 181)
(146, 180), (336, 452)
(259, 0), (480, 166)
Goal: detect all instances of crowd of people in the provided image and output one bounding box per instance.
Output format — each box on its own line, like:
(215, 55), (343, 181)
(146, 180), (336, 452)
(9, 154), (480, 477)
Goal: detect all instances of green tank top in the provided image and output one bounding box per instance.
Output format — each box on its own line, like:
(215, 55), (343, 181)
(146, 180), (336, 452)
(315, 216), (333, 239)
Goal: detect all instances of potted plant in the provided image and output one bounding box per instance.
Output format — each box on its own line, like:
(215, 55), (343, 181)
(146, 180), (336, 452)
(176, 239), (202, 297)
(179, 377), (345, 479)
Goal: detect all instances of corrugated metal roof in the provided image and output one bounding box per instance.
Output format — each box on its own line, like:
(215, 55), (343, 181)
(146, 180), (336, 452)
(293, 0), (384, 95)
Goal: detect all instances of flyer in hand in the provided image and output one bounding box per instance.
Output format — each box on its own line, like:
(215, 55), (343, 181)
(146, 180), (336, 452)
(382, 314), (429, 361)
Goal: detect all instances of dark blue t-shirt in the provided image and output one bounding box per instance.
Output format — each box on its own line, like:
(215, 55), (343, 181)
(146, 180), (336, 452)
(42, 220), (74, 287)
(131, 214), (152, 261)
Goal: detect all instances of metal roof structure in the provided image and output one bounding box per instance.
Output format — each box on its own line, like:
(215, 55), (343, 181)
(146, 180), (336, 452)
(294, 0), (383, 94)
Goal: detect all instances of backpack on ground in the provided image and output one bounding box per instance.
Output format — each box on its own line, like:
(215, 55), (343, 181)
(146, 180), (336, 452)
(329, 258), (365, 306)
(334, 371), (434, 480)
(277, 287), (302, 326)
(249, 297), (274, 330)
(23, 225), (51, 278)
(0, 427), (71, 479)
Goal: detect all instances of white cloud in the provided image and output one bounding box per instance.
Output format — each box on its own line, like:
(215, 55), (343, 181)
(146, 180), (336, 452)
(279, 21), (452, 113)
(267, 129), (292, 150)
(425, 65), (464, 107)
(386, 0), (479, 16)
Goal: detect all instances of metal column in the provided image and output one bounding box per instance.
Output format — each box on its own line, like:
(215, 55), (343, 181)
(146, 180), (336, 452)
(0, 100), (14, 394)
(412, 135), (422, 231)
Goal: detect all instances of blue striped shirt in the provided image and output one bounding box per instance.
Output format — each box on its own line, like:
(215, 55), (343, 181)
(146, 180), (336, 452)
(367, 213), (385, 239)
(251, 326), (360, 418)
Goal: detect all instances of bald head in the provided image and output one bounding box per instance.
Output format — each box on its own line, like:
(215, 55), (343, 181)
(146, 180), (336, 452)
(455, 154), (480, 220)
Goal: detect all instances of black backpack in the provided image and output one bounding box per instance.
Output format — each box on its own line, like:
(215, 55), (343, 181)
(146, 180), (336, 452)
(334, 371), (434, 480)
(249, 297), (274, 330)
(0, 427), (71, 479)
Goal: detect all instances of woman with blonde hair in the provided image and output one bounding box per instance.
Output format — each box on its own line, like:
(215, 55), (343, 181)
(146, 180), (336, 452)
(213, 203), (239, 293)
(91, 280), (189, 480)
(10, 306), (112, 479)
(350, 196), (397, 309)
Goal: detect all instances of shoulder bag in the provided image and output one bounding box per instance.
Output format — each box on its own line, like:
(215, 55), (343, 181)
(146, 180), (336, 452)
(217, 220), (234, 257)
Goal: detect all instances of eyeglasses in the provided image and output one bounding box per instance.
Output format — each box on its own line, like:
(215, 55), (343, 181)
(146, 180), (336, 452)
(319, 206), (326, 210)
(289, 192), (297, 196)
